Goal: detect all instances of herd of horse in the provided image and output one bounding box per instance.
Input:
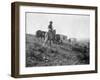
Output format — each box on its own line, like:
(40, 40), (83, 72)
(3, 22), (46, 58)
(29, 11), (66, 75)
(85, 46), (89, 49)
(35, 30), (89, 54)
(36, 30), (63, 46)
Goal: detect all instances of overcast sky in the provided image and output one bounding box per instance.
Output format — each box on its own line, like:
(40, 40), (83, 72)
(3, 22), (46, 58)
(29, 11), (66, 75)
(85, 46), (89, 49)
(26, 12), (90, 40)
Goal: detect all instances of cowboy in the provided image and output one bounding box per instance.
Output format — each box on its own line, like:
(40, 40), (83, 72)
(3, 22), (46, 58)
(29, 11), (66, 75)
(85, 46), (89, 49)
(43, 21), (55, 47)
(48, 21), (53, 31)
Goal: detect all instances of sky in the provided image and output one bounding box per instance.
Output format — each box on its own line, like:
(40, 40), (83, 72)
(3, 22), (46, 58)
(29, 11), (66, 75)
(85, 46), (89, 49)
(26, 12), (90, 40)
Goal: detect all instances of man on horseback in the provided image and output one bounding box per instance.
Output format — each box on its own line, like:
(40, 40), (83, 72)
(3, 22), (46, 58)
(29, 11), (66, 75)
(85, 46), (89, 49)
(43, 21), (56, 47)
(48, 21), (53, 31)
(47, 21), (55, 45)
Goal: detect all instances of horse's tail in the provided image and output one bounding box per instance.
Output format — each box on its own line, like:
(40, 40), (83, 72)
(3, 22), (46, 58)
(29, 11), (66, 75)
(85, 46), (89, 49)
(44, 32), (48, 41)
(42, 32), (48, 47)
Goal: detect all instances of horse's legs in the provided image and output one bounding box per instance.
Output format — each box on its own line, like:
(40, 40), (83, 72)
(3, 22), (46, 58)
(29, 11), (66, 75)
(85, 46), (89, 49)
(50, 40), (52, 46)
(47, 40), (51, 47)
(50, 40), (53, 47)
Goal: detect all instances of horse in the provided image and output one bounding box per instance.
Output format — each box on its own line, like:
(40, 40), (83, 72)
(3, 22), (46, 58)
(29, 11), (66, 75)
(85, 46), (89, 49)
(55, 34), (61, 44)
(43, 29), (56, 47)
(36, 30), (46, 40)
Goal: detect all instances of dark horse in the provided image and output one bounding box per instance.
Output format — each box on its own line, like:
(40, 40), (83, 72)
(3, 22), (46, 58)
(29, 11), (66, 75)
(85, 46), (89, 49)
(36, 30), (46, 40)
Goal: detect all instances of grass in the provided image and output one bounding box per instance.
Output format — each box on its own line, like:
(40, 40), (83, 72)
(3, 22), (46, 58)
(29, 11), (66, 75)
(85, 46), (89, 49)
(26, 34), (89, 67)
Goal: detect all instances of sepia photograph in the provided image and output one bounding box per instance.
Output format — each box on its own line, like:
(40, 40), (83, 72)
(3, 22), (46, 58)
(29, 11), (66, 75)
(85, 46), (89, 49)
(25, 12), (90, 67)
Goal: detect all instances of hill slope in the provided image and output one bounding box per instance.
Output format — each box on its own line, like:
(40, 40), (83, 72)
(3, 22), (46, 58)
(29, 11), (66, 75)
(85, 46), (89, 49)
(26, 34), (89, 67)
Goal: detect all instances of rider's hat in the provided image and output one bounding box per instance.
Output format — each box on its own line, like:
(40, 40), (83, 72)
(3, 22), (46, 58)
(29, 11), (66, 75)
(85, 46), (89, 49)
(50, 21), (53, 24)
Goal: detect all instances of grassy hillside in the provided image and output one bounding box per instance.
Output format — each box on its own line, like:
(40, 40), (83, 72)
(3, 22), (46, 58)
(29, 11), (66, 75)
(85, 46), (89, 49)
(26, 34), (89, 67)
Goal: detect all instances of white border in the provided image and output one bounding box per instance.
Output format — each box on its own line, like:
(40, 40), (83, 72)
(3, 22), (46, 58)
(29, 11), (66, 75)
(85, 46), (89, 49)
(19, 6), (95, 74)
